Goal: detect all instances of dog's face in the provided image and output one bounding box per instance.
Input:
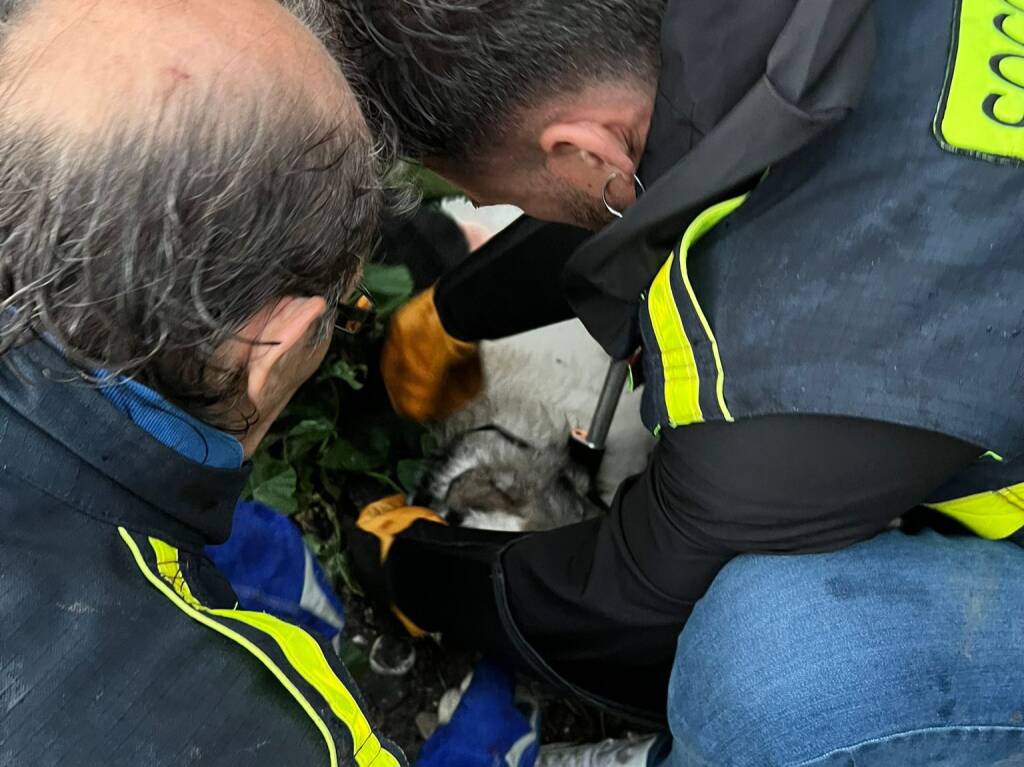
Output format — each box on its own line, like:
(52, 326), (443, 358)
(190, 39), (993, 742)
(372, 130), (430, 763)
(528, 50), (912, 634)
(415, 426), (602, 532)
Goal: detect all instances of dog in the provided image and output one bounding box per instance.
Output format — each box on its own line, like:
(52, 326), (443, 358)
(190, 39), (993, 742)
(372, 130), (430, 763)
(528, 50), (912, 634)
(414, 321), (655, 532)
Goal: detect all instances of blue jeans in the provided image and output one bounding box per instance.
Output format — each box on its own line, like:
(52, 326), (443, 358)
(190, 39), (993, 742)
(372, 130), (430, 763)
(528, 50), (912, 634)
(654, 531), (1024, 766)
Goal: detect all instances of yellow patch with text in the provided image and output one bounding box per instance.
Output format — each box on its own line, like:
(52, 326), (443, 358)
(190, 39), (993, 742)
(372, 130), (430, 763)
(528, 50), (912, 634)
(936, 0), (1024, 162)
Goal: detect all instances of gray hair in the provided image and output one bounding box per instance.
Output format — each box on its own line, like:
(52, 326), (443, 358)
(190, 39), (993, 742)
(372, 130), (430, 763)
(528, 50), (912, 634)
(0, 3), (392, 430)
(333, 0), (667, 162)
(284, 0), (348, 61)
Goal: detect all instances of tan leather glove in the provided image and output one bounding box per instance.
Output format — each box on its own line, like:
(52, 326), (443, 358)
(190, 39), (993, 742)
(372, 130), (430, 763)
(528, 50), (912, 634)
(355, 494), (447, 561)
(380, 286), (483, 422)
(352, 494), (448, 637)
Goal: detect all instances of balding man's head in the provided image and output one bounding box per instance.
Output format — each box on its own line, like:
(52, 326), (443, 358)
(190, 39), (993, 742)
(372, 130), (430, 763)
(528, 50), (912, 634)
(0, 0), (356, 131)
(0, 0), (388, 441)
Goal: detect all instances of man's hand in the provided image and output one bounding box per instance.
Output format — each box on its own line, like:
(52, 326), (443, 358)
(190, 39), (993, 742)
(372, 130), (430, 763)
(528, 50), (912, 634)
(380, 286), (483, 422)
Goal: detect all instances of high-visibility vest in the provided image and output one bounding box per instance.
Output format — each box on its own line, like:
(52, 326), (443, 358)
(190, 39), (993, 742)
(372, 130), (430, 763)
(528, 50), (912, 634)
(639, 0), (1024, 541)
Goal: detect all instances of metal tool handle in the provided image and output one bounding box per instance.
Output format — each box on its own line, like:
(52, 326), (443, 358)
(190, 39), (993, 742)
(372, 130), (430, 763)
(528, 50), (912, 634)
(569, 359), (630, 477)
(586, 360), (630, 451)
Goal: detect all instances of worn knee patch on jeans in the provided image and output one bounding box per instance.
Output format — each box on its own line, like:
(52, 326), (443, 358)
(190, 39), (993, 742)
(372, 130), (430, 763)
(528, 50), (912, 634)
(662, 531), (1024, 767)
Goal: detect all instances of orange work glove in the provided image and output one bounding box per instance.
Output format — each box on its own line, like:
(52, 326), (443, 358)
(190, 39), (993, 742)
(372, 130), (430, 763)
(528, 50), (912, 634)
(380, 286), (483, 422)
(350, 495), (448, 637)
(356, 494), (447, 561)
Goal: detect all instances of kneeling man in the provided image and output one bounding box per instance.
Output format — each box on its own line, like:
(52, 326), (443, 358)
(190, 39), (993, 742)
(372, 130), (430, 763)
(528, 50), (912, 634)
(0, 0), (401, 764)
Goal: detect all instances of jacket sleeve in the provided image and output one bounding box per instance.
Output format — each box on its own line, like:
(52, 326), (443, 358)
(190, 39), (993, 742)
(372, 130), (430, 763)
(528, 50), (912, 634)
(492, 415), (979, 715)
(377, 415), (978, 719)
(434, 216), (591, 342)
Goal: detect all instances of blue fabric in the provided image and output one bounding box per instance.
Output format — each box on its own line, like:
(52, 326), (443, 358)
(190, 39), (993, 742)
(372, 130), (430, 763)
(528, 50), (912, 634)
(657, 531), (1024, 767)
(417, 661), (539, 767)
(97, 375), (345, 644)
(97, 375), (244, 469)
(206, 501), (346, 642)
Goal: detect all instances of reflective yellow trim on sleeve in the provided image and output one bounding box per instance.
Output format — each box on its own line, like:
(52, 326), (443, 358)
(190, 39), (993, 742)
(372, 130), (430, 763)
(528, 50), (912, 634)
(118, 528), (402, 767)
(149, 537), (204, 610)
(208, 610), (380, 761)
(647, 194), (749, 427)
(925, 482), (1024, 539)
(118, 528), (340, 767)
(676, 194), (749, 422)
(648, 251), (703, 426)
(935, 0), (1024, 162)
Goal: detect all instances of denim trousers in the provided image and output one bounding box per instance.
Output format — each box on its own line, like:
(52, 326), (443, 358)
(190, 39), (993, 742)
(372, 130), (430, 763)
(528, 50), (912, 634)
(653, 531), (1024, 766)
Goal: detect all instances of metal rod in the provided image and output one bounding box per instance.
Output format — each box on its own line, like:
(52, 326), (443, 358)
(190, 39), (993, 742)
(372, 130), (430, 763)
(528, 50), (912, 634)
(586, 360), (630, 451)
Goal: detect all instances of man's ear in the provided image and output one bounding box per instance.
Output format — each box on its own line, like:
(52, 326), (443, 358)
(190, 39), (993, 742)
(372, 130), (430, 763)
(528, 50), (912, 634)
(538, 120), (635, 188)
(242, 295), (328, 406)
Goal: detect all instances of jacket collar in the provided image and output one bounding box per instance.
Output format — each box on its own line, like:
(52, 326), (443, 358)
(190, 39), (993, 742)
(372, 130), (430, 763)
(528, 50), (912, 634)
(99, 375), (244, 470)
(0, 340), (248, 546)
(563, 0), (877, 358)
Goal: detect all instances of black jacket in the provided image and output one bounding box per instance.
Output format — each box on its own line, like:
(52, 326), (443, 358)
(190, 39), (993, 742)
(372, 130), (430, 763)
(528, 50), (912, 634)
(0, 341), (404, 767)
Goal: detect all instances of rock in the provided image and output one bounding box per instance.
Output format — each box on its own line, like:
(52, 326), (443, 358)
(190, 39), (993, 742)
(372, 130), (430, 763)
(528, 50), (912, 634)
(415, 712), (439, 741)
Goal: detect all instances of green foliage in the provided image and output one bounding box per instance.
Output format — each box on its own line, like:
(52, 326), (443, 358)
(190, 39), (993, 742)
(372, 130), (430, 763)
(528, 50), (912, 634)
(249, 460), (299, 515)
(400, 163), (462, 203)
(243, 262), (428, 533)
(362, 264), (415, 316)
(239, 171), (461, 690)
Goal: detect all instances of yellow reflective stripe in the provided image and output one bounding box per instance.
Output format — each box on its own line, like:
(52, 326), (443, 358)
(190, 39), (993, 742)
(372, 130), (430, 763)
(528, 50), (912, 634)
(648, 252), (702, 425)
(116, 528), (339, 767)
(676, 194), (749, 422)
(925, 483), (1024, 539)
(146, 536), (400, 767)
(364, 751), (394, 767)
(151, 539), (400, 767)
(936, 0), (1024, 161)
(149, 537), (203, 610)
(208, 609), (393, 766)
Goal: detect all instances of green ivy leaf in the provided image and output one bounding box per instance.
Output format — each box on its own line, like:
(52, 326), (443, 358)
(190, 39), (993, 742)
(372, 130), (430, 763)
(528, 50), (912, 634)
(420, 431), (439, 457)
(363, 264), (415, 317)
(302, 532), (324, 557)
(251, 465), (299, 515)
(329, 550), (364, 598)
(286, 419), (334, 460)
(247, 453), (282, 489)
(368, 426), (391, 459)
(363, 264), (414, 297)
(321, 437), (386, 473)
(397, 459), (427, 495)
(319, 467), (343, 500)
(318, 359), (366, 390)
(245, 260), (432, 563)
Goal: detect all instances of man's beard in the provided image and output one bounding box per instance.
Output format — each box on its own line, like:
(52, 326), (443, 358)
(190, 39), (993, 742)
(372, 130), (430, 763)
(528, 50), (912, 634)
(561, 180), (618, 232)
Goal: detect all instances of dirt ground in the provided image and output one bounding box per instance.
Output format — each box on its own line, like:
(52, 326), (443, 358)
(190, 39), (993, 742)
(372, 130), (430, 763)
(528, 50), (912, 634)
(341, 586), (640, 761)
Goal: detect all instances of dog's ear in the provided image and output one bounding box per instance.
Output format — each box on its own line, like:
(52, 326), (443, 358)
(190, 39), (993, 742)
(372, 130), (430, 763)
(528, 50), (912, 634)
(446, 467), (523, 512)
